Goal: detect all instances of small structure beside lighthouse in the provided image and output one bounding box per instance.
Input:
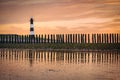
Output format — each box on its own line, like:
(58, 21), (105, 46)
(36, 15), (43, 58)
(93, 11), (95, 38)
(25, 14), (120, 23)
(30, 17), (34, 38)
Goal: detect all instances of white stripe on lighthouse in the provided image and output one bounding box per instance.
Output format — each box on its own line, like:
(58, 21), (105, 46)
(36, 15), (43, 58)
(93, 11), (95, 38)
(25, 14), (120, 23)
(30, 24), (34, 28)
(30, 31), (34, 35)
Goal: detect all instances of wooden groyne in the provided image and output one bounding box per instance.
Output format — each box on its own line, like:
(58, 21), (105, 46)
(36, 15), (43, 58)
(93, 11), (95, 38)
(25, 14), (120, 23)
(0, 33), (120, 44)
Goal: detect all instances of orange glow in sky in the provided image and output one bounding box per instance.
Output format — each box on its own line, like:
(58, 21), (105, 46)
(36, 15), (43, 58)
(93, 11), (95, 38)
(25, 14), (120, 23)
(0, 0), (120, 34)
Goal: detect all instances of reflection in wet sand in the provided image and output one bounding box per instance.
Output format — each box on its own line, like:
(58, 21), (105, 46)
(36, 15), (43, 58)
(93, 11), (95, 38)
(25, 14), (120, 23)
(0, 49), (119, 65)
(0, 49), (120, 80)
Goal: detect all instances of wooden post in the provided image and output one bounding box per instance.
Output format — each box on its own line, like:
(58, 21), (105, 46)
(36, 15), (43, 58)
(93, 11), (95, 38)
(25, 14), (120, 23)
(97, 34), (99, 43)
(5, 35), (8, 43)
(112, 34), (114, 43)
(117, 33), (118, 43)
(85, 34), (86, 44)
(38, 34), (40, 43)
(115, 34), (116, 43)
(53, 34), (55, 43)
(44, 34), (46, 43)
(47, 34), (49, 43)
(81, 34), (83, 43)
(62, 34), (64, 43)
(110, 34), (111, 43)
(65, 34), (67, 43)
(26, 35), (28, 43)
(88, 34), (90, 43)
(56, 34), (58, 43)
(50, 34), (51, 43)
(21, 35), (23, 43)
(106, 34), (108, 43)
(36, 35), (38, 43)
(102, 34), (103, 43)
(94, 34), (96, 43)
(41, 34), (43, 43)
(92, 34), (94, 43)
(78, 34), (80, 43)
(0, 35), (1, 43)
(118, 33), (120, 43)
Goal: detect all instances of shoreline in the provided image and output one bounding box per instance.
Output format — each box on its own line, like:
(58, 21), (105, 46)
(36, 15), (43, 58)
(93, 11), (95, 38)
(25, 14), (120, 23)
(0, 43), (120, 52)
(1, 48), (119, 51)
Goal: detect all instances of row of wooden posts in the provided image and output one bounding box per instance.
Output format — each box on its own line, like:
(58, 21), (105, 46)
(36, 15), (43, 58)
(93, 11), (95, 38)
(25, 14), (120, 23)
(0, 33), (120, 44)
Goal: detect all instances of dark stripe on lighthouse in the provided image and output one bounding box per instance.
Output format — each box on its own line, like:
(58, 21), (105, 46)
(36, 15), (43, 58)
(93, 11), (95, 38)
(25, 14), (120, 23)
(30, 18), (33, 24)
(30, 28), (34, 31)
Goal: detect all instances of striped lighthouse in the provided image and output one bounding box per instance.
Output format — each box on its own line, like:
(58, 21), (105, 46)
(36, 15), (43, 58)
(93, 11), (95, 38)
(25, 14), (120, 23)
(30, 17), (34, 38)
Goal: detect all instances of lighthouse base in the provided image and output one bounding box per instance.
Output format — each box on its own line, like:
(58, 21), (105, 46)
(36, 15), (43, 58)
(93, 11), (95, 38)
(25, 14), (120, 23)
(29, 35), (34, 38)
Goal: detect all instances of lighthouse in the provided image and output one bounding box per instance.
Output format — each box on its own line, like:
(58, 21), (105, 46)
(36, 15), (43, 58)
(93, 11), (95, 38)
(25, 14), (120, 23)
(30, 17), (34, 38)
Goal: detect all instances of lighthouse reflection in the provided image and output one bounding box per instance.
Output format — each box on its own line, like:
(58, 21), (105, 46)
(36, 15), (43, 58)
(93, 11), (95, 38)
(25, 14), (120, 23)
(0, 49), (119, 65)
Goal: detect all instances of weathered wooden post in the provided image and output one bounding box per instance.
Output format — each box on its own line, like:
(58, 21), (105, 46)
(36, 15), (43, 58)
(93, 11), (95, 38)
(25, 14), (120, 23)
(51, 34), (52, 43)
(3, 35), (5, 43)
(41, 34), (43, 43)
(78, 34), (80, 43)
(5, 35), (6, 43)
(88, 34), (90, 43)
(53, 34), (55, 43)
(11, 35), (13, 44)
(99, 34), (101, 43)
(104, 34), (106, 43)
(55, 34), (57, 43)
(28, 35), (30, 43)
(62, 34), (64, 43)
(4, 35), (6, 43)
(2, 35), (4, 43)
(85, 34), (86, 44)
(47, 34), (49, 43)
(5, 35), (7, 43)
(57, 34), (59, 43)
(14, 35), (17, 44)
(38, 34), (40, 43)
(21, 35), (23, 43)
(110, 34), (111, 43)
(75, 34), (77, 43)
(26, 35), (28, 43)
(59, 34), (61, 43)
(19, 35), (21, 43)
(35, 35), (38, 43)
(97, 34), (99, 43)
(117, 33), (118, 43)
(67, 34), (69, 43)
(118, 33), (119, 43)
(83, 34), (85, 43)
(6, 35), (8, 43)
(94, 34), (96, 43)
(10, 35), (12, 43)
(115, 33), (116, 43)
(0, 35), (1, 43)
(65, 34), (67, 44)
(100, 34), (102, 43)
(102, 34), (104, 43)
(112, 34), (114, 43)
(81, 34), (83, 43)
(44, 34), (45, 43)
(92, 34), (94, 43)
(1, 35), (3, 43)
(23, 35), (25, 43)
(106, 34), (108, 43)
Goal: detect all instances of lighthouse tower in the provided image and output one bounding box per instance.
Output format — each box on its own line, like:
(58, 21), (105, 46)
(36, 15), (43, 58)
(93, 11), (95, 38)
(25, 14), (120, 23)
(30, 17), (34, 38)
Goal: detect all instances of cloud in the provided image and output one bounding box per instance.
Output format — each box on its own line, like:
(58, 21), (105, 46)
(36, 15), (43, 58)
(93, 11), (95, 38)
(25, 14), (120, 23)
(0, 0), (120, 34)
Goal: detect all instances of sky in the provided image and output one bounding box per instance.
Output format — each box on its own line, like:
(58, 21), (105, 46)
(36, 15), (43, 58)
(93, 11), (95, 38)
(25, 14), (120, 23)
(0, 0), (120, 34)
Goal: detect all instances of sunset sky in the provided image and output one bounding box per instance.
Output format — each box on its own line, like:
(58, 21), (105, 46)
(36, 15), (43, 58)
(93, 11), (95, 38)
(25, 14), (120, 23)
(0, 0), (120, 34)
